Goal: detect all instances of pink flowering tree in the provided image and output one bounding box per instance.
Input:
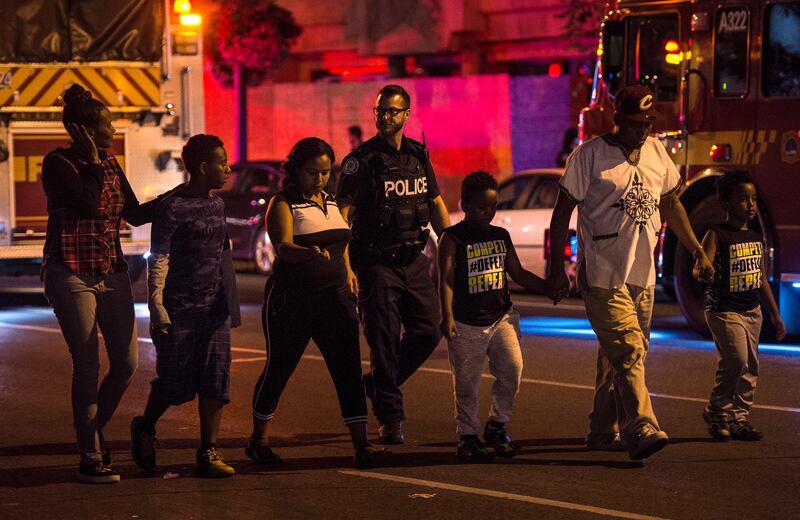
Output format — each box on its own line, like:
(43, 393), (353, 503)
(209, 0), (302, 161)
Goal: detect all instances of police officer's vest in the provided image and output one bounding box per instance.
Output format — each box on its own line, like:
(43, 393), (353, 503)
(358, 147), (432, 247)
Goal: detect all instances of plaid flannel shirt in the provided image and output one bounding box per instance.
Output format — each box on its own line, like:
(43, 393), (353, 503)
(43, 150), (128, 276)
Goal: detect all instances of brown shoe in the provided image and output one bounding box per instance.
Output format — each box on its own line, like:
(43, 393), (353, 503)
(627, 424), (669, 460)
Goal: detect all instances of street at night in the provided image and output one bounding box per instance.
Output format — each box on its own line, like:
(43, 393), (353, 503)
(2, 0), (800, 518)
(1, 274), (798, 519)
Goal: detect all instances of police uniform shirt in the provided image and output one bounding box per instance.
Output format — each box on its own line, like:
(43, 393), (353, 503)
(704, 222), (763, 313)
(337, 134), (441, 240)
(559, 135), (682, 290)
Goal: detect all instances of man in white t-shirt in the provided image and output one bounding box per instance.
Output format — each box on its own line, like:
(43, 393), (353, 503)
(547, 85), (714, 460)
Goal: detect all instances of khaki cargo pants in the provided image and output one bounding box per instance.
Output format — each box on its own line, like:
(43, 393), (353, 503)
(582, 275), (661, 446)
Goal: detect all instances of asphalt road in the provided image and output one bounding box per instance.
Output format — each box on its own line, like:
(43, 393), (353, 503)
(1, 273), (799, 519)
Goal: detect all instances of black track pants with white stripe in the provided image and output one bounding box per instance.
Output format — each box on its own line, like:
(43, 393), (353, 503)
(251, 278), (368, 426)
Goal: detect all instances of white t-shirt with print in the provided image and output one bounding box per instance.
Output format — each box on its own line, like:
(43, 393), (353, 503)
(559, 135), (682, 290)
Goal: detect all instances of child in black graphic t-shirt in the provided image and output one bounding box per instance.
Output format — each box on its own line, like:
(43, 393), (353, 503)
(438, 171), (545, 462)
(695, 171), (785, 442)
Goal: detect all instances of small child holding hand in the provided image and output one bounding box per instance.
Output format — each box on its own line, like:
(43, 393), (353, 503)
(696, 171), (785, 442)
(438, 171), (546, 462)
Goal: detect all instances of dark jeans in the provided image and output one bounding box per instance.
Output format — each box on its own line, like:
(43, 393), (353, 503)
(252, 280), (368, 426)
(357, 253), (442, 424)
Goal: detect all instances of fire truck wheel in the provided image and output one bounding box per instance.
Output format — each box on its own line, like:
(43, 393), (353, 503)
(674, 195), (726, 337)
(253, 226), (276, 275)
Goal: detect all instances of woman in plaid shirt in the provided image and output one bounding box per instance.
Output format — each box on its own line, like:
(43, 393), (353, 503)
(41, 84), (159, 484)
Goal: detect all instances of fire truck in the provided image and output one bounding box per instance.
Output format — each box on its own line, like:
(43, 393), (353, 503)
(0, 0), (205, 279)
(581, 0), (800, 335)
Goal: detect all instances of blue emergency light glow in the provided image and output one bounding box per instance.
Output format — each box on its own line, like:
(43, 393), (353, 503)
(792, 282), (800, 289)
(518, 317), (800, 356)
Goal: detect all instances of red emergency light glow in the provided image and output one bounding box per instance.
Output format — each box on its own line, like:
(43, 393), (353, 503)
(548, 63), (563, 78)
(328, 65), (388, 77)
(709, 144), (732, 162)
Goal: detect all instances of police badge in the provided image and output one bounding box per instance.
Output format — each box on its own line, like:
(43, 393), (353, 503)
(342, 158), (359, 175)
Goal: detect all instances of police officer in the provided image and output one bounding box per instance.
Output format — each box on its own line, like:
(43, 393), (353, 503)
(337, 85), (450, 444)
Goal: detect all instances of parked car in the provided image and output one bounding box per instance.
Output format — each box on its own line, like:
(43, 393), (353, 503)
(216, 161), (283, 274)
(432, 168), (578, 288)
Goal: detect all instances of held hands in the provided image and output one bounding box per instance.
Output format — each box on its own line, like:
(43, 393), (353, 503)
(440, 315), (457, 340)
(66, 123), (100, 165)
(546, 269), (569, 306)
(692, 249), (715, 283)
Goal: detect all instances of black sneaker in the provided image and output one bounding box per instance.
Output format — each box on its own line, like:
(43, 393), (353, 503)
(130, 416), (157, 471)
(78, 461), (120, 484)
(729, 420), (763, 441)
(457, 435), (494, 463)
(98, 430), (111, 466)
(354, 444), (389, 469)
(702, 410), (732, 441)
(377, 421), (405, 445)
(245, 441), (283, 465)
(484, 422), (518, 458)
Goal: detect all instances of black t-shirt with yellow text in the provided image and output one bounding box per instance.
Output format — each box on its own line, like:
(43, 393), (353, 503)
(448, 221), (513, 326)
(705, 222), (763, 312)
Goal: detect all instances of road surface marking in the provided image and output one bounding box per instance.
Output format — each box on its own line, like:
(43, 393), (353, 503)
(515, 301), (586, 311)
(3, 321), (799, 413)
(340, 470), (669, 520)
(303, 354), (800, 414)
(232, 356), (267, 363)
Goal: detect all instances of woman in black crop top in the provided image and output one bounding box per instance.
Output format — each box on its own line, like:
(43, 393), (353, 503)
(247, 138), (385, 468)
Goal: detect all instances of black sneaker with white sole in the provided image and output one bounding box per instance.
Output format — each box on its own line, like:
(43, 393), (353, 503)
(78, 461), (120, 484)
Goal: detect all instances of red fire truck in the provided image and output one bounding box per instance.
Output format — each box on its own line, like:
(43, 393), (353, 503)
(581, 0), (800, 335)
(0, 0), (205, 278)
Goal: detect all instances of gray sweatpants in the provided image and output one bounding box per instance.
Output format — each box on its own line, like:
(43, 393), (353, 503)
(447, 309), (523, 436)
(705, 307), (762, 423)
(43, 263), (138, 465)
